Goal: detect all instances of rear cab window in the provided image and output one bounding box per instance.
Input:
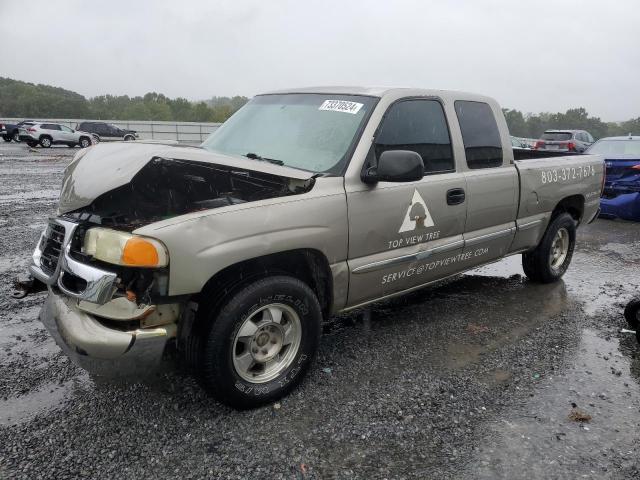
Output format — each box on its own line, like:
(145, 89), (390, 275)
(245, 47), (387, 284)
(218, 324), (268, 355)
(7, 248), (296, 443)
(375, 99), (454, 174)
(454, 100), (503, 169)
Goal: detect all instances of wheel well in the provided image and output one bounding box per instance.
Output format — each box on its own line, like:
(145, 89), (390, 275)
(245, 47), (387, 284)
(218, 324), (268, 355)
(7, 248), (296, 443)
(196, 249), (334, 321)
(39, 134), (52, 141)
(551, 195), (584, 224)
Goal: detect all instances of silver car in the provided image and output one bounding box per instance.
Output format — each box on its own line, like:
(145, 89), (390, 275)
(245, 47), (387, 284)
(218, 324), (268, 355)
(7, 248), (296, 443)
(18, 122), (94, 148)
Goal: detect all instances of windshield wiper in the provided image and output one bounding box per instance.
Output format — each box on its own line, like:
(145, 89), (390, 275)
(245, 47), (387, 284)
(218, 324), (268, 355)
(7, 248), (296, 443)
(244, 152), (285, 166)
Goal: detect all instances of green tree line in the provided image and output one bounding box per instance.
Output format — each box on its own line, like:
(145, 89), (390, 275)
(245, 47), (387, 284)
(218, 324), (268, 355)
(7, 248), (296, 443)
(1, 77), (639, 137)
(503, 107), (640, 140)
(0, 77), (248, 122)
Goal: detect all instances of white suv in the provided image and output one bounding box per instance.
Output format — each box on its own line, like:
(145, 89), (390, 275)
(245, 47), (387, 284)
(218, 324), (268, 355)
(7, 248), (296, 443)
(18, 123), (94, 148)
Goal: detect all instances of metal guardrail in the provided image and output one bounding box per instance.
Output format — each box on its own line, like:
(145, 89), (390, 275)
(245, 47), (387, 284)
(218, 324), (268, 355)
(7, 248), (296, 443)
(0, 118), (222, 143)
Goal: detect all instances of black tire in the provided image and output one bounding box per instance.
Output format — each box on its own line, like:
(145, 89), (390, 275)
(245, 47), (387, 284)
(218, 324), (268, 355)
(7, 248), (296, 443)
(12, 131), (20, 142)
(26, 141), (38, 148)
(2, 135), (11, 142)
(624, 298), (640, 330)
(79, 137), (91, 148)
(124, 134), (135, 141)
(92, 134), (100, 144)
(39, 136), (52, 148)
(522, 212), (576, 283)
(196, 275), (322, 409)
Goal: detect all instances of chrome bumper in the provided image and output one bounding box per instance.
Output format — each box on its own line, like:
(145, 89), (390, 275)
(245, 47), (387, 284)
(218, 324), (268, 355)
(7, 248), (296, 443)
(29, 218), (117, 305)
(41, 288), (176, 375)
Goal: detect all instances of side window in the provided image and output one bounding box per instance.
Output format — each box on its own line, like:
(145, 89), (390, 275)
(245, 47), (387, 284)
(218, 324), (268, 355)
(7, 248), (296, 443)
(60, 126), (72, 133)
(375, 99), (454, 174)
(576, 132), (585, 142)
(454, 101), (503, 169)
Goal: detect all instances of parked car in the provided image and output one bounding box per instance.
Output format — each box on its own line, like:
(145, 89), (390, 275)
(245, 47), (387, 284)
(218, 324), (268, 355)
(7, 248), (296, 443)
(587, 135), (640, 221)
(18, 87), (604, 409)
(534, 130), (594, 153)
(2, 120), (36, 142)
(76, 121), (138, 142)
(18, 122), (94, 148)
(510, 136), (528, 149)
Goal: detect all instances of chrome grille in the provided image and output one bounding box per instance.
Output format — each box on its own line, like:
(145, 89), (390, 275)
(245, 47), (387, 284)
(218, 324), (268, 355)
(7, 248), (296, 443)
(40, 222), (66, 276)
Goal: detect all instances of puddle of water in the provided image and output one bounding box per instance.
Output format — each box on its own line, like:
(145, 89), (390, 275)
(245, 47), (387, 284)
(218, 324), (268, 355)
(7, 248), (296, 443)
(0, 380), (78, 426)
(467, 329), (640, 479)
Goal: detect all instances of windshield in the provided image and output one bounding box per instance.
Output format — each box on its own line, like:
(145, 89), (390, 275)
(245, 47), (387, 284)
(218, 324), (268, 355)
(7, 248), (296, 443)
(541, 132), (572, 141)
(587, 139), (640, 156)
(201, 93), (377, 174)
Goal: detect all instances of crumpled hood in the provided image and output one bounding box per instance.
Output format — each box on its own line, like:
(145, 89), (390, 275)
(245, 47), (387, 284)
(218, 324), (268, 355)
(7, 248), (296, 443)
(57, 142), (314, 214)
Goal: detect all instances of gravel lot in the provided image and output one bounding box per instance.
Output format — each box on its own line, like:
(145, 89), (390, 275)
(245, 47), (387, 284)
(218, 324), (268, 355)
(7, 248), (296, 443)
(0, 141), (639, 479)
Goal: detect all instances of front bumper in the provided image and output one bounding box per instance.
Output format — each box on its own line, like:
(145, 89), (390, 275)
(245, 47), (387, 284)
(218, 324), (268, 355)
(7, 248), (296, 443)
(41, 288), (176, 375)
(600, 192), (640, 221)
(31, 218), (178, 375)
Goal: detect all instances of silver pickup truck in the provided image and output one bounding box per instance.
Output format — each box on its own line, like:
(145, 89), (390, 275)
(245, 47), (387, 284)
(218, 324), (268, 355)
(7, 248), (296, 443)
(22, 87), (604, 408)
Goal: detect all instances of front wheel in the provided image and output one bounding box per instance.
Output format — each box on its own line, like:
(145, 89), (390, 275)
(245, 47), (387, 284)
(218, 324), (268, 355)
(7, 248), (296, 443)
(624, 298), (640, 330)
(2, 135), (11, 142)
(522, 212), (576, 283)
(196, 276), (322, 409)
(79, 137), (91, 148)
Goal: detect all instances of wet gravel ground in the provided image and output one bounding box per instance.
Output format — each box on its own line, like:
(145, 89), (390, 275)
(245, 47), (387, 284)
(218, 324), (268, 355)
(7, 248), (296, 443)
(0, 141), (639, 479)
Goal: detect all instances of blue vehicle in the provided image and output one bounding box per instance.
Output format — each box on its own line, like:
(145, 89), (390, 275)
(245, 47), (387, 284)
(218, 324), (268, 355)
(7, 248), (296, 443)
(587, 136), (640, 221)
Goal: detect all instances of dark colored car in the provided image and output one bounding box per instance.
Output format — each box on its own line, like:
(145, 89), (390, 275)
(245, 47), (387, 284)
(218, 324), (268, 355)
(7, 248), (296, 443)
(534, 130), (594, 153)
(588, 136), (640, 221)
(76, 121), (139, 142)
(2, 120), (36, 142)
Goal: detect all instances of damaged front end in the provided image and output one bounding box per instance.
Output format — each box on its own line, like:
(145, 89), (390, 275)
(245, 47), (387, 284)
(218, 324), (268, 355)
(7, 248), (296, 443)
(19, 143), (316, 375)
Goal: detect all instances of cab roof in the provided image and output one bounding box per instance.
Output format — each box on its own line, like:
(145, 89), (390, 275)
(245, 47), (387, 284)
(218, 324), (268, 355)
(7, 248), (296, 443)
(261, 86), (493, 102)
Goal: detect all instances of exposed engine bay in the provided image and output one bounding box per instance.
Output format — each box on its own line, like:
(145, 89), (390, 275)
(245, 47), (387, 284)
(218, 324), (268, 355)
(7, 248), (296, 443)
(63, 157), (315, 230)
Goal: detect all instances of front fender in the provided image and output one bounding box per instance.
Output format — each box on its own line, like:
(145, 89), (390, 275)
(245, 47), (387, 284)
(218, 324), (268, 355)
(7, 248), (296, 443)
(134, 177), (348, 296)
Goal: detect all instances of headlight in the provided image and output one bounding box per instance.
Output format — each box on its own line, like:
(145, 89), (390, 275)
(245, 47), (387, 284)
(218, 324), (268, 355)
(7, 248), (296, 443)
(83, 228), (168, 267)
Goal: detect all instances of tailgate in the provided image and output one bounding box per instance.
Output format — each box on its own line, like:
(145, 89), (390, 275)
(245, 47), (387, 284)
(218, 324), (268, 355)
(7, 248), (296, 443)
(514, 154), (605, 221)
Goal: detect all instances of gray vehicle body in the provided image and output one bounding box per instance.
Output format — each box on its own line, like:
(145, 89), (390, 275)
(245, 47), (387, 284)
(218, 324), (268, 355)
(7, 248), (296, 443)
(18, 122), (94, 147)
(28, 87), (604, 374)
(535, 129), (594, 153)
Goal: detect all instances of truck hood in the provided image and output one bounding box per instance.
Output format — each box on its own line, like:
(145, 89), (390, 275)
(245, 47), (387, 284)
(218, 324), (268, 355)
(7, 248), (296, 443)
(58, 142), (314, 215)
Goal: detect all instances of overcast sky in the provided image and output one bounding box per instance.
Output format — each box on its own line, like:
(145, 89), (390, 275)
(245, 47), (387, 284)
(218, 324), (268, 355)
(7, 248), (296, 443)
(1, 0), (638, 121)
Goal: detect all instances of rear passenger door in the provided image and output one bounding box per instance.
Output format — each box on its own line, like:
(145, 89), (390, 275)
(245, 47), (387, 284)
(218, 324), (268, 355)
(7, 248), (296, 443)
(454, 100), (518, 267)
(346, 98), (468, 306)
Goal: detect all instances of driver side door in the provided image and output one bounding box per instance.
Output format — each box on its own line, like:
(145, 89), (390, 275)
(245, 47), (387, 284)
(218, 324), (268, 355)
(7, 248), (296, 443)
(346, 98), (468, 307)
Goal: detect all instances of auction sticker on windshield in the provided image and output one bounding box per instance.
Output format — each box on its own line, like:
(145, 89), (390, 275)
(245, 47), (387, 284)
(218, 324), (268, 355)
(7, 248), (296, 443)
(319, 100), (364, 114)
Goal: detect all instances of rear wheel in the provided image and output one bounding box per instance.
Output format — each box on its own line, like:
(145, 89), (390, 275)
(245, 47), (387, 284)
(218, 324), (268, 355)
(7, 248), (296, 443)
(124, 134), (135, 141)
(39, 136), (52, 148)
(195, 275), (322, 409)
(91, 134), (100, 144)
(79, 137), (91, 148)
(624, 298), (640, 330)
(523, 213), (576, 283)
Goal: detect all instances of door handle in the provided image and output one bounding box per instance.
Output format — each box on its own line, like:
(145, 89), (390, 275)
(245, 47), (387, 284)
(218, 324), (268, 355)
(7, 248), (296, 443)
(446, 188), (466, 205)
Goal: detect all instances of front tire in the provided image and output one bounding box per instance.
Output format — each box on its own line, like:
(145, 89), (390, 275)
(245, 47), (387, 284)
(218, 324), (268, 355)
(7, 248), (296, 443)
(2, 135), (11, 142)
(79, 137), (91, 148)
(197, 276), (322, 409)
(124, 134), (135, 141)
(39, 136), (52, 148)
(523, 212), (576, 283)
(624, 299), (640, 330)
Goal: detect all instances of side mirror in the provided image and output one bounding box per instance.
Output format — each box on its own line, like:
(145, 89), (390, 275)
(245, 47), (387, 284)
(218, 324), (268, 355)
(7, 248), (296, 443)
(363, 150), (424, 184)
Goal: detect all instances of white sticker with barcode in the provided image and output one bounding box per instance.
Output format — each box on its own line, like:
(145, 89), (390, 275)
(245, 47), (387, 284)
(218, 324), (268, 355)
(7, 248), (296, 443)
(319, 99), (364, 114)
